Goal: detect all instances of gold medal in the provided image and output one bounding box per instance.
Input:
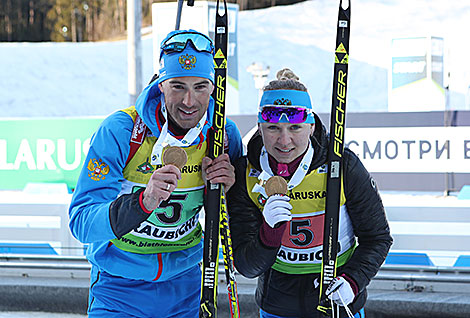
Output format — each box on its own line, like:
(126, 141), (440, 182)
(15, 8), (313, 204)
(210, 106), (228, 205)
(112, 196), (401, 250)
(265, 176), (288, 197)
(162, 146), (187, 170)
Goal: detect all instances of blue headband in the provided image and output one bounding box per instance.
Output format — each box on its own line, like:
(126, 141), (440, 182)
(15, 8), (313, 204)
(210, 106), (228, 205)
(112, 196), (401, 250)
(157, 30), (215, 84)
(258, 89), (315, 124)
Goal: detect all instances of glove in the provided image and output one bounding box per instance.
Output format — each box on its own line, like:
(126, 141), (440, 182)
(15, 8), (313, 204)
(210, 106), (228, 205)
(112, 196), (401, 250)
(325, 276), (355, 306)
(262, 194), (292, 228)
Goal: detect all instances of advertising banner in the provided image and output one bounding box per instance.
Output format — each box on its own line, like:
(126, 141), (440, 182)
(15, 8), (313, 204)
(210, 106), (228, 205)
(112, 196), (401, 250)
(347, 127), (470, 173)
(0, 118), (102, 190)
(1, 119), (469, 190)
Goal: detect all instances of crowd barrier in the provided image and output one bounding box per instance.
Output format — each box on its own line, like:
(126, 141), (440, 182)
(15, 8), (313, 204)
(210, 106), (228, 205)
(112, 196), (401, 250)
(0, 185), (83, 256)
(0, 187), (470, 268)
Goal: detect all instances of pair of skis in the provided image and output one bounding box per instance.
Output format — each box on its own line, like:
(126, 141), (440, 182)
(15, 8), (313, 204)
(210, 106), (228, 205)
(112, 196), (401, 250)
(318, 0), (351, 317)
(200, 0), (240, 317)
(174, 1), (239, 317)
(199, 0), (351, 317)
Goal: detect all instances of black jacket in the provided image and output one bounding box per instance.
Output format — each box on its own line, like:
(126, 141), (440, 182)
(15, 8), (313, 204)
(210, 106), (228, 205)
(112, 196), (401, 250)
(226, 114), (393, 317)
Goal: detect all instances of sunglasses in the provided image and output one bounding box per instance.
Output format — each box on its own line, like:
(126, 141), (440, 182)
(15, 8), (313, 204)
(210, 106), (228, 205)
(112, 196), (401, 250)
(161, 32), (214, 55)
(260, 106), (312, 124)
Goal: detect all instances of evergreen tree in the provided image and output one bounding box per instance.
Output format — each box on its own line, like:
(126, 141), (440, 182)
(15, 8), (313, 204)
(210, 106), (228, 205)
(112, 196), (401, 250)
(0, 0), (306, 42)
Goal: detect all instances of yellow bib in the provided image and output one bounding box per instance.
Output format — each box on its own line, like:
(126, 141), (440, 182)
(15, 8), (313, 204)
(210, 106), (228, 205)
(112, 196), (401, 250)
(111, 106), (206, 254)
(246, 162), (355, 274)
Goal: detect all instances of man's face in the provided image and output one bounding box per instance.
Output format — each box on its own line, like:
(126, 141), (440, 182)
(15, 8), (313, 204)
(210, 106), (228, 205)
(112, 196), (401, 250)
(159, 76), (214, 130)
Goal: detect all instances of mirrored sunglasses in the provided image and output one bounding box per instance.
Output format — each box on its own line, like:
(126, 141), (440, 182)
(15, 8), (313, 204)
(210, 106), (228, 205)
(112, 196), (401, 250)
(161, 32), (214, 55)
(260, 106), (311, 124)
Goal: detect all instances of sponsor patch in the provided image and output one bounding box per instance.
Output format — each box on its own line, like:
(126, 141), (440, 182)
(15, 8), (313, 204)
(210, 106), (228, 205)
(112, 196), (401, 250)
(257, 194), (267, 206)
(132, 214), (199, 241)
(136, 158), (154, 174)
(318, 164), (328, 174)
(249, 168), (261, 178)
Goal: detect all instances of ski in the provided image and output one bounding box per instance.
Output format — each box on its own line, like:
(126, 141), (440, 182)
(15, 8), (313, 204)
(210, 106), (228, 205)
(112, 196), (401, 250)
(219, 191), (240, 318)
(318, 0), (351, 316)
(200, 0), (233, 317)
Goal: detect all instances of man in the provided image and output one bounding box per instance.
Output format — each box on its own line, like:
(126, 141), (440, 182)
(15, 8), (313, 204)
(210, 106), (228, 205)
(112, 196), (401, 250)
(69, 29), (242, 317)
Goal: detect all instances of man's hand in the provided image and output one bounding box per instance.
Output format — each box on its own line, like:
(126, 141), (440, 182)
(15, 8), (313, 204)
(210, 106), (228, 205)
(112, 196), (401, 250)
(143, 165), (181, 211)
(201, 153), (235, 192)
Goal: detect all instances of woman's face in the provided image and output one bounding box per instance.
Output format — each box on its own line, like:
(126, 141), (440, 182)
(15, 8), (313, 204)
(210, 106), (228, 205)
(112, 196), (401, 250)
(259, 122), (314, 163)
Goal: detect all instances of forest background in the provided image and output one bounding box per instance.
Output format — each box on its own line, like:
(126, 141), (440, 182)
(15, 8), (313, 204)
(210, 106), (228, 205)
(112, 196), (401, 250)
(0, 0), (305, 42)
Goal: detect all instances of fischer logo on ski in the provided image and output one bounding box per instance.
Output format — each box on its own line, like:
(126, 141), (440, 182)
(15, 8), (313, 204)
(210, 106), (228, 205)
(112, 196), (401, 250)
(200, 1), (239, 317)
(318, 0), (351, 316)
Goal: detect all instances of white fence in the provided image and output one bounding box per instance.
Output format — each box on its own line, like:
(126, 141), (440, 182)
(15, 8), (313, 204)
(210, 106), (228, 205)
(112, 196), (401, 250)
(1, 187), (470, 266)
(381, 193), (470, 267)
(0, 186), (83, 256)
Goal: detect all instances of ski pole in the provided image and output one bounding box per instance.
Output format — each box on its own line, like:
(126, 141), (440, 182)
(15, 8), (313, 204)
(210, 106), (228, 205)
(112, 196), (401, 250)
(175, 0), (195, 30)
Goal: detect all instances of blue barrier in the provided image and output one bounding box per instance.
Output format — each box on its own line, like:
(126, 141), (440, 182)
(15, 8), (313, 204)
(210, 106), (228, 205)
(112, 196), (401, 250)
(454, 255), (470, 267)
(0, 243), (57, 255)
(458, 185), (470, 200)
(385, 252), (434, 266)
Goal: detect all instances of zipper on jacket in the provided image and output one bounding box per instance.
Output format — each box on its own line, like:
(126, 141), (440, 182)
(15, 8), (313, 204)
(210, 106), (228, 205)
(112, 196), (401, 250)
(88, 270), (101, 312)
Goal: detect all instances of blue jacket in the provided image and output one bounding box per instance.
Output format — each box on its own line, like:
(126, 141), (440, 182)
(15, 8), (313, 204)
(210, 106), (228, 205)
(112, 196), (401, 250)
(69, 81), (242, 281)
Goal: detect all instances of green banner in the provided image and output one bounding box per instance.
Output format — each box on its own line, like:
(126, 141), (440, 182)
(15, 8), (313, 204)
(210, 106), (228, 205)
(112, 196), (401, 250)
(0, 117), (103, 190)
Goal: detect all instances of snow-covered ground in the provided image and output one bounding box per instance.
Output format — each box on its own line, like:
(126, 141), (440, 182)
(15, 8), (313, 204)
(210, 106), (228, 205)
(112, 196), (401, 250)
(0, 0), (469, 117)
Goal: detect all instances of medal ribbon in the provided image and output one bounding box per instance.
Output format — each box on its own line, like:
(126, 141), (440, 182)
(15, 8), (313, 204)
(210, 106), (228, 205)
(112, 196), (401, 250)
(151, 99), (207, 165)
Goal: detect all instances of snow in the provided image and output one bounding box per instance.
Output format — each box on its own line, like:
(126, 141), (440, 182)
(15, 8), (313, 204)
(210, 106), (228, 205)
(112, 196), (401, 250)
(0, 0), (469, 116)
(239, 0), (469, 113)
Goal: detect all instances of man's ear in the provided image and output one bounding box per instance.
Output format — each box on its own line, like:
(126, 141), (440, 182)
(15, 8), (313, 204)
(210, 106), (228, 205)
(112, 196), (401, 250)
(158, 82), (164, 91)
(310, 123), (315, 135)
(210, 82), (215, 94)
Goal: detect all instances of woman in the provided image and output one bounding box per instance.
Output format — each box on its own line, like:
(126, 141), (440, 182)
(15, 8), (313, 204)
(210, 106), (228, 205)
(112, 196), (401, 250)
(227, 69), (392, 318)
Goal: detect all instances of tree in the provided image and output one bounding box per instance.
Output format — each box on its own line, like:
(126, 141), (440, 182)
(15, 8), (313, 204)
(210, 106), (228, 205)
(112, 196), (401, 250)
(0, 0), (54, 41)
(0, 0), (307, 42)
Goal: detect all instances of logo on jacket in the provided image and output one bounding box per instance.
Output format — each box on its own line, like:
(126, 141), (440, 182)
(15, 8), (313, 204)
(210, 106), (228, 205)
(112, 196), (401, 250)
(257, 194), (267, 206)
(136, 158), (154, 174)
(179, 54), (196, 70)
(87, 158), (109, 181)
(249, 168), (261, 178)
(318, 164), (327, 174)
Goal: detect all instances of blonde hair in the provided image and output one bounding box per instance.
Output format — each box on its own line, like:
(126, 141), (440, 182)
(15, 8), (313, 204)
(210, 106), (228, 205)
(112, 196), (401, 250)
(263, 68), (307, 92)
